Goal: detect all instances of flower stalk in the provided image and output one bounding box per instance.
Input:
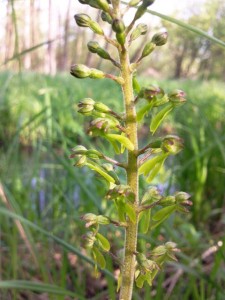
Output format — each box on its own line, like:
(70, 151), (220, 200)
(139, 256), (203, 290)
(70, 1), (191, 298)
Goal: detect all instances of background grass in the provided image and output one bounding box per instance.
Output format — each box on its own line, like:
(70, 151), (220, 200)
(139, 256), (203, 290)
(0, 71), (225, 299)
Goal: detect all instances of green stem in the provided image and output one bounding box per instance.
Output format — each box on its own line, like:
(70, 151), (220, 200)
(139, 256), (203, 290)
(119, 43), (139, 299)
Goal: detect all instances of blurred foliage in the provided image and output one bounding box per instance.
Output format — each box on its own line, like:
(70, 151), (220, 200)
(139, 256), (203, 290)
(0, 71), (225, 298)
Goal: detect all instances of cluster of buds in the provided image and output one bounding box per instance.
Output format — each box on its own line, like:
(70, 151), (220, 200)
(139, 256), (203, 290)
(159, 192), (192, 212)
(88, 117), (120, 135)
(146, 135), (184, 155)
(77, 98), (112, 116)
(151, 242), (180, 263)
(106, 185), (135, 202)
(81, 213), (110, 228)
(141, 187), (162, 205)
(135, 252), (160, 288)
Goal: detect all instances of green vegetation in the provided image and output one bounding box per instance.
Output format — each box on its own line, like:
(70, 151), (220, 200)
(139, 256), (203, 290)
(0, 71), (225, 299)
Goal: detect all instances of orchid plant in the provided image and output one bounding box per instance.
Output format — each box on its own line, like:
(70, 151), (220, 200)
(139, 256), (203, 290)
(70, 0), (192, 298)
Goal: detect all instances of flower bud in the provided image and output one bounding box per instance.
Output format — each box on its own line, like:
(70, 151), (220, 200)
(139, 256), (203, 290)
(89, 68), (105, 79)
(141, 187), (162, 204)
(128, 0), (142, 6)
(112, 19), (125, 33)
(101, 11), (112, 24)
(141, 42), (156, 58)
(89, 20), (104, 35)
(151, 32), (168, 46)
(160, 196), (175, 206)
(94, 102), (111, 113)
(77, 98), (95, 115)
(87, 41), (99, 53)
(116, 33), (126, 46)
(175, 192), (191, 204)
(161, 135), (184, 155)
(75, 155), (87, 167)
(130, 23), (148, 42)
(142, 0), (155, 7)
(106, 185), (135, 202)
(137, 253), (159, 272)
(96, 0), (110, 12)
(81, 213), (98, 227)
(139, 85), (161, 100)
(84, 231), (96, 248)
(74, 14), (91, 27)
(70, 64), (91, 78)
(168, 89), (186, 105)
(71, 145), (88, 155)
(86, 149), (103, 159)
(134, 6), (147, 21)
(96, 215), (110, 225)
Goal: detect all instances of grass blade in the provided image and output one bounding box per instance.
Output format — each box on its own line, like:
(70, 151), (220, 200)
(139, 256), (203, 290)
(0, 207), (115, 280)
(0, 280), (85, 299)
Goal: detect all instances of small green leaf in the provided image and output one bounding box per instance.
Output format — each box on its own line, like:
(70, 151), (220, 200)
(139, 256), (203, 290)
(132, 76), (141, 94)
(140, 209), (151, 234)
(152, 205), (176, 222)
(150, 103), (173, 134)
(86, 162), (115, 183)
(139, 153), (168, 177)
(137, 102), (153, 122)
(92, 246), (106, 269)
(117, 273), (122, 292)
(106, 133), (134, 151)
(125, 203), (136, 224)
(96, 233), (111, 251)
(135, 274), (146, 288)
(115, 200), (126, 222)
(146, 155), (167, 183)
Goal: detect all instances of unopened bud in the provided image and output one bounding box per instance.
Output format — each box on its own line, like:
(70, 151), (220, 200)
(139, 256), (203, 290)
(161, 135), (184, 155)
(96, 0), (110, 12)
(101, 11), (112, 24)
(81, 213), (97, 227)
(139, 85), (161, 100)
(86, 149), (103, 159)
(71, 145), (87, 154)
(130, 23), (148, 42)
(160, 196), (175, 206)
(70, 64), (91, 78)
(89, 20), (104, 35)
(74, 13), (91, 27)
(169, 89), (186, 105)
(142, 0), (155, 7)
(94, 102), (111, 113)
(151, 32), (168, 46)
(75, 155), (87, 167)
(129, 0), (142, 6)
(141, 42), (156, 58)
(77, 98), (95, 115)
(90, 68), (105, 79)
(84, 231), (96, 248)
(96, 215), (110, 225)
(175, 192), (191, 204)
(87, 41), (99, 53)
(112, 19), (125, 33)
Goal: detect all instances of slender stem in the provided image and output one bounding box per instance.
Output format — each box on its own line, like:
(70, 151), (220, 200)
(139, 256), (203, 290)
(118, 41), (139, 300)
